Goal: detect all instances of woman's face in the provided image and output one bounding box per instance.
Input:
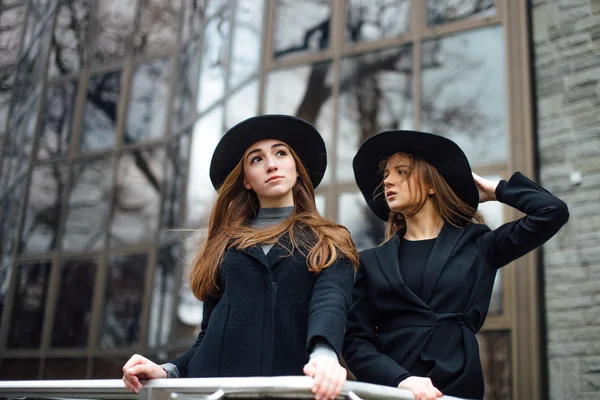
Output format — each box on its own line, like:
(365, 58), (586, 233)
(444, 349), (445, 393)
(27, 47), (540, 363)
(243, 139), (298, 208)
(383, 153), (421, 214)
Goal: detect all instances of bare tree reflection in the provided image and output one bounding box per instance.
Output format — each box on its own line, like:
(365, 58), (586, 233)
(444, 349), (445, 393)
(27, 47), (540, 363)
(427, 0), (495, 26)
(134, 0), (182, 55)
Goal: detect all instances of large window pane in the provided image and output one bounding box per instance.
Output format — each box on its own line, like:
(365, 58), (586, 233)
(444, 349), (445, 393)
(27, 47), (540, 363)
(62, 158), (113, 251)
(0, 5), (26, 68)
(0, 359), (39, 380)
(51, 258), (97, 348)
(99, 253), (147, 348)
(126, 58), (171, 144)
(134, 0), (182, 55)
(148, 245), (178, 347)
(80, 70), (121, 151)
(44, 359), (88, 379)
(109, 148), (164, 246)
(37, 80), (77, 160)
(337, 46), (414, 182)
(476, 331), (512, 400)
(265, 62), (334, 184)
(224, 80), (258, 130)
(19, 163), (68, 254)
(180, 0), (204, 43)
(229, 0), (264, 88)
(172, 40), (201, 132)
(0, 68), (16, 131)
(49, 0), (93, 79)
(421, 26), (507, 166)
(92, 357), (129, 378)
(92, 0), (137, 65)
(346, 0), (410, 44)
(338, 192), (385, 251)
(427, 0), (496, 26)
(273, 0), (330, 59)
(162, 133), (190, 231)
(7, 261), (51, 349)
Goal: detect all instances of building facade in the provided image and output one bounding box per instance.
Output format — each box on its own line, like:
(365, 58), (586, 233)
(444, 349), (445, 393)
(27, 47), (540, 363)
(0, 0), (596, 399)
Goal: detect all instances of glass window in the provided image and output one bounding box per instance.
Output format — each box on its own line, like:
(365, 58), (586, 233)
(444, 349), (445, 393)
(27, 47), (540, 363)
(92, 357), (130, 378)
(80, 70), (121, 151)
(337, 45), (414, 182)
(476, 331), (512, 400)
(229, 0), (265, 89)
(51, 258), (97, 348)
(7, 261), (51, 349)
(172, 39), (201, 132)
(427, 0), (496, 26)
(99, 253), (147, 348)
(180, 0), (204, 43)
(48, 0), (93, 79)
(338, 191), (385, 251)
(162, 133), (190, 231)
(126, 58), (171, 144)
(0, 68), (16, 131)
(134, 0), (182, 55)
(44, 359), (88, 379)
(0, 359), (40, 380)
(346, 0), (410, 44)
(0, 5), (27, 68)
(148, 245), (179, 347)
(273, 0), (330, 59)
(420, 25), (507, 166)
(109, 147), (164, 246)
(37, 79), (78, 160)
(92, 0), (137, 65)
(224, 80), (258, 130)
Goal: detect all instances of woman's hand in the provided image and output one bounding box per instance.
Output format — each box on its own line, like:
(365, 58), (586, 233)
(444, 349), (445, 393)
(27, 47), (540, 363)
(303, 356), (347, 400)
(122, 354), (167, 393)
(398, 376), (443, 400)
(473, 172), (499, 203)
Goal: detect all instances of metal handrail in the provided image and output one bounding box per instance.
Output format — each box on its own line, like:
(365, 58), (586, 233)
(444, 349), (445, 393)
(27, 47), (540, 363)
(0, 376), (468, 400)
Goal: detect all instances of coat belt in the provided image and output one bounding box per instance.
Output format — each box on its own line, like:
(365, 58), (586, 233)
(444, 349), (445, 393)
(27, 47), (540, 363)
(377, 311), (477, 334)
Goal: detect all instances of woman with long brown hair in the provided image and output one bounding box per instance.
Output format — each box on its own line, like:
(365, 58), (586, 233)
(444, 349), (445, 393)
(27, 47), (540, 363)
(122, 115), (359, 400)
(343, 130), (569, 400)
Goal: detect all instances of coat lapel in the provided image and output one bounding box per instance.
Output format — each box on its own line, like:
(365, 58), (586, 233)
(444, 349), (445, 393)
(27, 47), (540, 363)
(240, 245), (269, 268)
(267, 233), (294, 268)
(420, 223), (465, 303)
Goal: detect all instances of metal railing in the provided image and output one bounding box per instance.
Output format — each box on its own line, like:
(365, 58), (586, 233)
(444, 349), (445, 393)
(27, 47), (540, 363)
(0, 376), (468, 400)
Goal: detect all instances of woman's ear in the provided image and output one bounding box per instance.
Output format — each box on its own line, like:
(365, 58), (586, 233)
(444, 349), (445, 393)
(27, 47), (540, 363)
(243, 177), (252, 190)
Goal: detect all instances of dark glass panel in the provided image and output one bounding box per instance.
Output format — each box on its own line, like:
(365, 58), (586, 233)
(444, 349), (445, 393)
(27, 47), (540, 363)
(80, 70), (121, 151)
(44, 359), (88, 379)
(62, 157), (113, 251)
(92, 357), (129, 378)
(0, 359), (39, 380)
(346, 0), (410, 44)
(125, 58), (171, 144)
(273, 0), (330, 59)
(476, 331), (512, 400)
(92, 0), (137, 65)
(337, 46), (414, 181)
(109, 147), (164, 246)
(134, 0), (182, 55)
(0, 5), (26, 68)
(421, 26), (507, 166)
(427, 0), (496, 26)
(338, 192), (384, 251)
(51, 258), (97, 347)
(19, 163), (68, 254)
(99, 253), (147, 348)
(7, 261), (51, 348)
(37, 79), (78, 160)
(148, 245), (179, 347)
(49, 0), (94, 79)
(229, 0), (264, 88)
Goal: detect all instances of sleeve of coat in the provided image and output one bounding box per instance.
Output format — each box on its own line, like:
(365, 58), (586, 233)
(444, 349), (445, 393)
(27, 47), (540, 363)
(342, 262), (412, 386)
(169, 294), (219, 377)
(306, 257), (355, 357)
(476, 171), (569, 269)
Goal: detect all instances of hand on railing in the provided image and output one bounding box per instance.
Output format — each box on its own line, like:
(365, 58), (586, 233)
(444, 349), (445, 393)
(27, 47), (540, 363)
(122, 354), (167, 393)
(303, 356), (347, 400)
(398, 376), (443, 400)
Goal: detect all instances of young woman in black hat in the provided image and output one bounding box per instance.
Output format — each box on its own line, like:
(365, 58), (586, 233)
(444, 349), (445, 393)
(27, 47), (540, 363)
(122, 115), (359, 400)
(343, 130), (569, 400)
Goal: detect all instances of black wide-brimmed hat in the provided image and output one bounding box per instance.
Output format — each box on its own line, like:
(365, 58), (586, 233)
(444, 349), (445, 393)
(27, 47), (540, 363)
(353, 130), (479, 221)
(209, 115), (327, 190)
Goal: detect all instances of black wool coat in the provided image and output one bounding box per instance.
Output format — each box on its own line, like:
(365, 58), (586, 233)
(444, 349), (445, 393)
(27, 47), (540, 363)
(343, 172), (569, 399)
(171, 235), (355, 377)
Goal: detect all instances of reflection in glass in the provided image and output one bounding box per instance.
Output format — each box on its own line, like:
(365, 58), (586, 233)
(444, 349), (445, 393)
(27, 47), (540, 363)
(134, 0), (182, 55)
(49, 0), (93, 79)
(0, 5), (26, 68)
(62, 158), (113, 251)
(44, 359), (88, 379)
(126, 58), (171, 144)
(0, 68), (15, 131)
(23, 0), (56, 52)
(421, 26), (506, 166)
(346, 0), (410, 44)
(162, 133), (189, 231)
(7, 261), (51, 348)
(99, 253), (147, 348)
(339, 192), (385, 251)
(19, 163), (68, 254)
(148, 245), (178, 347)
(427, 0), (496, 26)
(229, 0), (264, 88)
(37, 80), (77, 160)
(337, 46), (414, 181)
(224, 80), (258, 130)
(51, 258), (97, 348)
(476, 331), (512, 399)
(109, 148), (164, 246)
(80, 70), (121, 151)
(181, 0), (205, 43)
(273, 0), (330, 59)
(265, 62), (334, 183)
(172, 39), (201, 131)
(92, 0), (137, 65)
(197, 1), (231, 112)
(0, 359), (39, 380)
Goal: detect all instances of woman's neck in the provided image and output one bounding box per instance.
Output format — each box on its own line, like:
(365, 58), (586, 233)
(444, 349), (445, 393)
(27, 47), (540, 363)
(404, 208), (444, 240)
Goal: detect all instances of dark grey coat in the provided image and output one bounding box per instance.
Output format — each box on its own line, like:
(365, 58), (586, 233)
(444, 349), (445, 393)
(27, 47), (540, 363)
(343, 172), (569, 399)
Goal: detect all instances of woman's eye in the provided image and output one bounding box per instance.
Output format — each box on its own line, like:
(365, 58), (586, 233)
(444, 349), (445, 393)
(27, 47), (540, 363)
(251, 156), (262, 164)
(276, 150), (287, 156)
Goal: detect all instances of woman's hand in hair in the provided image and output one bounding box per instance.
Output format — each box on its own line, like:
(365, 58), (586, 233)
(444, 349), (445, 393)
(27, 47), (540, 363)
(473, 172), (499, 203)
(303, 356), (347, 400)
(398, 376), (443, 400)
(122, 354), (167, 393)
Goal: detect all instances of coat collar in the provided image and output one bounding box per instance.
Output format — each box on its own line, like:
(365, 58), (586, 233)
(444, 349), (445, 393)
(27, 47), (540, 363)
(237, 233), (294, 270)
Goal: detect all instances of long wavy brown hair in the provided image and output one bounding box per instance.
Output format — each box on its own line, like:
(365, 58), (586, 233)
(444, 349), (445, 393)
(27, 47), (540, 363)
(190, 146), (359, 301)
(376, 153), (485, 240)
